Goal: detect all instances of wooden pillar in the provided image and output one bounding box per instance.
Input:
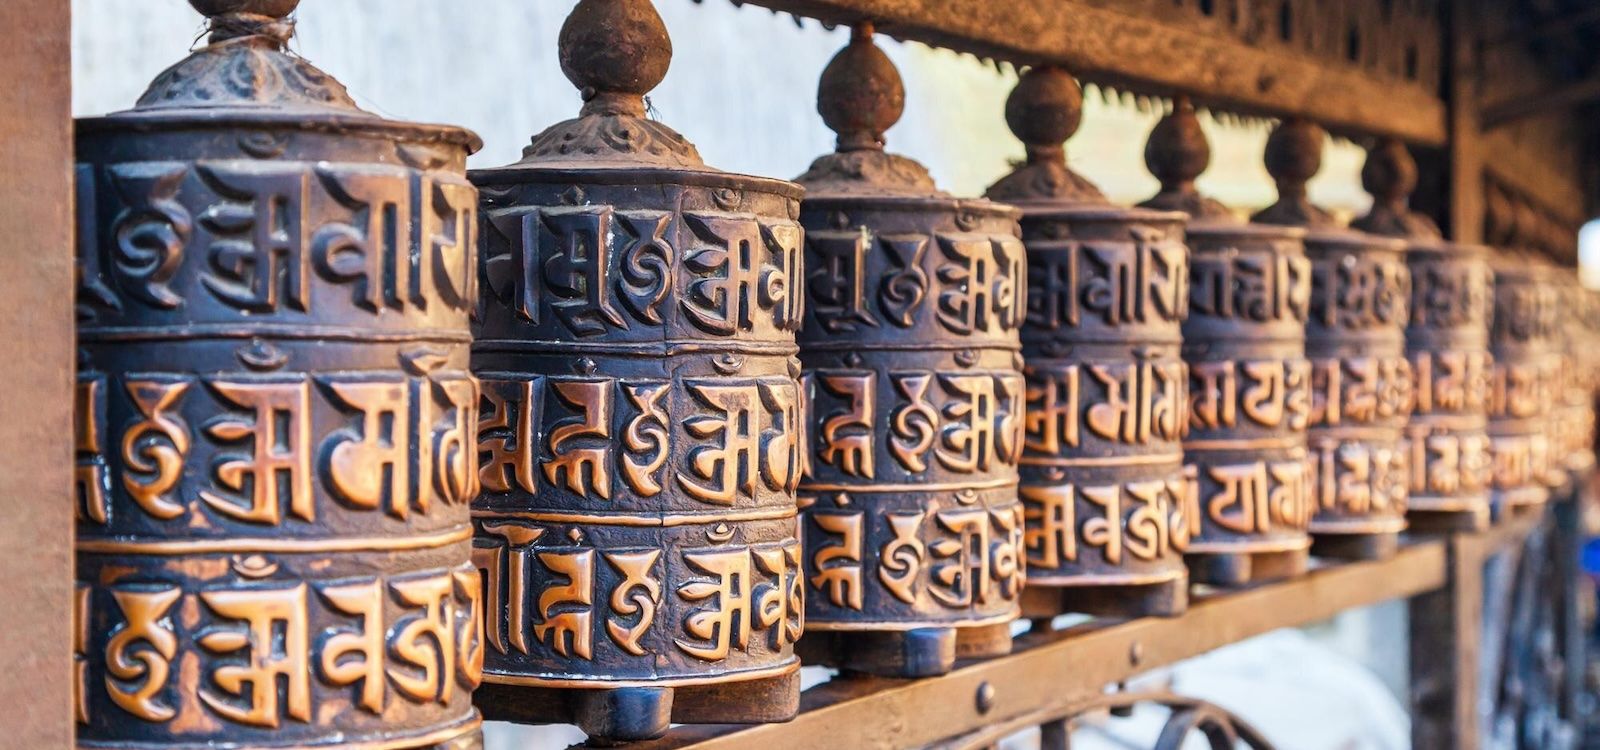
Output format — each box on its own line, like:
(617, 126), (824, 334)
(0, 0), (73, 747)
(1446, 0), (1485, 242)
(1410, 533), (1485, 750)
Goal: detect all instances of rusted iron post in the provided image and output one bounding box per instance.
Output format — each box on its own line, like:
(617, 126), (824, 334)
(1354, 138), (1494, 533)
(1253, 119), (1411, 560)
(1141, 100), (1314, 586)
(794, 24), (1026, 676)
(980, 68), (1193, 618)
(73, 2), (485, 748)
(466, 0), (805, 740)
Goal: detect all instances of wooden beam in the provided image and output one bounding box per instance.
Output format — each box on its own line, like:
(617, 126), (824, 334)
(0, 0), (73, 747)
(1481, 73), (1600, 129)
(730, 0), (1448, 145)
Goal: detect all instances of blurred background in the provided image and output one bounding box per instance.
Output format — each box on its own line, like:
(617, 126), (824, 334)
(69, 1), (1536, 747)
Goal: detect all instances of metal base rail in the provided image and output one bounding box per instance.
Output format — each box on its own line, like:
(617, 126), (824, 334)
(631, 515), (1558, 750)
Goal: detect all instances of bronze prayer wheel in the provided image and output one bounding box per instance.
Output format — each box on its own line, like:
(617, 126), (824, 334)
(1485, 251), (1558, 515)
(988, 69), (1193, 617)
(466, 0), (805, 741)
(1141, 100), (1314, 586)
(73, 2), (484, 748)
(1553, 270), (1594, 479)
(1253, 120), (1411, 560)
(1353, 139), (1494, 533)
(795, 25), (1025, 677)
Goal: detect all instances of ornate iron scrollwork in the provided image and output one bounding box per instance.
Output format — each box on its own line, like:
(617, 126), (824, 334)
(465, 0), (806, 742)
(73, 2), (484, 748)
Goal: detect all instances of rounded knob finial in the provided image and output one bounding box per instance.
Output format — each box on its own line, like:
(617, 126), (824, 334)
(559, 0), (673, 118)
(817, 24), (906, 152)
(190, 0), (299, 44)
(1263, 118), (1326, 198)
(1144, 96), (1209, 194)
(1005, 66), (1083, 164)
(1362, 138), (1418, 208)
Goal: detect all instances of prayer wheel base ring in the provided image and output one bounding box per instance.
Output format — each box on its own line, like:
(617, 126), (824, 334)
(797, 626), (1014, 678)
(1186, 548), (1311, 587)
(1310, 531), (1401, 561)
(1406, 507), (1492, 534)
(1020, 578), (1189, 620)
(475, 671), (802, 743)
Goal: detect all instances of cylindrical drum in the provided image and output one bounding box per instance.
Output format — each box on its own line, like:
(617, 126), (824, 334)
(73, 4), (484, 749)
(796, 28), (1025, 677)
(1179, 223), (1315, 584)
(1487, 251), (1558, 513)
(1299, 230), (1413, 553)
(1555, 271), (1595, 478)
(1397, 240), (1495, 530)
(1010, 207), (1194, 613)
(466, 0), (805, 740)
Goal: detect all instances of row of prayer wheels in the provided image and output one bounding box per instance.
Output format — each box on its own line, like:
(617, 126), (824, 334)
(70, 0), (1598, 747)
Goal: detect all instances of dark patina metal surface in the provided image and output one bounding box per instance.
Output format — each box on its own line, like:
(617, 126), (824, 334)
(466, 0), (804, 741)
(1353, 139), (1494, 533)
(1253, 119), (1411, 560)
(73, 2), (484, 748)
(1485, 251), (1557, 514)
(1141, 100), (1314, 586)
(989, 68), (1193, 616)
(795, 25), (1025, 676)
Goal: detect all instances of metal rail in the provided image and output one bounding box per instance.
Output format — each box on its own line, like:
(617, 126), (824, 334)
(642, 539), (1452, 750)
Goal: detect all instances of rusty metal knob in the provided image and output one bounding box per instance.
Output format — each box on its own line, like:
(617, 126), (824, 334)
(1141, 96), (1233, 221)
(560, 0), (672, 117)
(818, 23), (905, 152)
(1004, 66), (1082, 165)
(1254, 118), (1334, 228)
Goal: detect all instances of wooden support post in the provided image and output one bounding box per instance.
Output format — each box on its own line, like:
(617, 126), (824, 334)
(1446, 0), (1485, 243)
(0, 0), (73, 746)
(1410, 533), (1485, 750)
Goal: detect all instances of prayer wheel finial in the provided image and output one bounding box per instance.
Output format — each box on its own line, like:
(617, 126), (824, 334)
(1141, 97), (1234, 221)
(522, 0), (702, 167)
(1255, 118), (1335, 227)
(1354, 138), (1441, 239)
(986, 66), (1105, 204)
(818, 23), (905, 152)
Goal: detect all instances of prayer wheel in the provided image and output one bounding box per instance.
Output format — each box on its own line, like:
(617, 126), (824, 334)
(991, 69), (1195, 616)
(795, 25), (1026, 676)
(1486, 252), (1558, 515)
(1554, 270), (1594, 480)
(466, 0), (805, 741)
(1353, 139), (1494, 533)
(1253, 119), (1411, 560)
(1142, 100), (1314, 586)
(73, 2), (484, 748)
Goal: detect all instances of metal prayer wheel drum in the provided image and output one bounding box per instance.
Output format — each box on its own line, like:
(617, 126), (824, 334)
(466, 0), (804, 740)
(73, 3), (484, 748)
(1486, 251), (1558, 515)
(1254, 120), (1411, 560)
(980, 69), (1193, 618)
(796, 27), (1025, 677)
(1354, 139), (1494, 533)
(1142, 100), (1313, 586)
(1553, 271), (1594, 479)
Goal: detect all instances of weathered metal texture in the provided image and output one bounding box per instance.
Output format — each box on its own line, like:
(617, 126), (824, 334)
(1141, 101), (1314, 586)
(729, 0), (1447, 144)
(72, 2), (484, 748)
(632, 538), (1447, 750)
(1552, 271), (1594, 478)
(466, 0), (805, 740)
(1485, 250), (1558, 513)
(795, 26), (1026, 675)
(1253, 120), (1411, 559)
(1354, 139), (1494, 532)
(980, 67), (1191, 618)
